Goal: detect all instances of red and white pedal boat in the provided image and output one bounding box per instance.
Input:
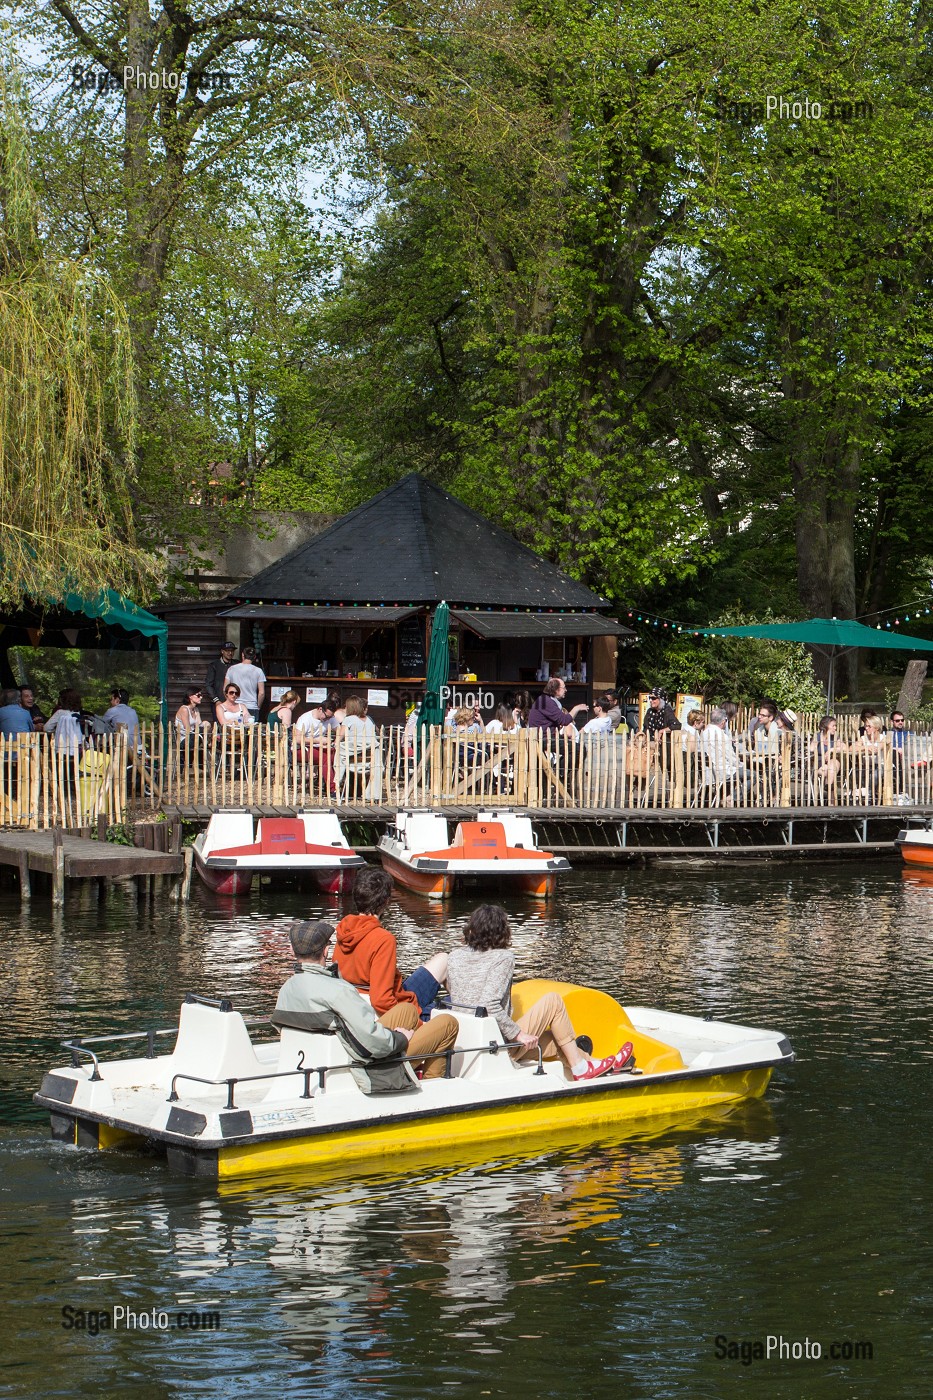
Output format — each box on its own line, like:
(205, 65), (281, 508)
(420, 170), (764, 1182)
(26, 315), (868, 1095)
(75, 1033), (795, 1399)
(895, 818), (933, 869)
(378, 809), (570, 900)
(193, 811), (367, 896)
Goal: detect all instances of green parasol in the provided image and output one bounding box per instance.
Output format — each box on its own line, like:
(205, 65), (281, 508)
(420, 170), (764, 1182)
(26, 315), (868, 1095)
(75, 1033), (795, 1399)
(418, 601), (450, 738)
(699, 617), (933, 708)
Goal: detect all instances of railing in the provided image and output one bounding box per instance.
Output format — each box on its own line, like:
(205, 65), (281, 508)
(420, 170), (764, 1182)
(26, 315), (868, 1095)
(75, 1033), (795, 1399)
(2, 719), (931, 827)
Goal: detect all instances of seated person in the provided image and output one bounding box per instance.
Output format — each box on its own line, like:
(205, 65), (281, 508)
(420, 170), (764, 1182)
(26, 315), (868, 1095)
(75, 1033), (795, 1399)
(215, 682), (252, 726)
(858, 706), (880, 738)
(267, 689), (300, 728)
(748, 699), (780, 749)
(682, 708), (706, 750)
(276, 920), (457, 1081)
(44, 689), (84, 753)
(103, 688), (140, 745)
(18, 686), (46, 729)
(294, 698), (338, 793)
(603, 690), (623, 731)
(334, 867), (448, 1018)
(641, 687), (681, 742)
(175, 685), (206, 737)
(855, 715), (886, 800)
(0, 688), (34, 737)
(581, 697), (614, 734)
(527, 677), (587, 735)
(809, 715), (843, 792)
(700, 707), (739, 802)
(748, 698), (781, 799)
(890, 709), (911, 791)
(294, 698), (337, 744)
(446, 905), (632, 1081)
(450, 705), (484, 735)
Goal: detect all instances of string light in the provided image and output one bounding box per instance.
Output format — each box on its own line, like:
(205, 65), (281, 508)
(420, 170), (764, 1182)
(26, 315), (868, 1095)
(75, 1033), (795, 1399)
(622, 594), (933, 636)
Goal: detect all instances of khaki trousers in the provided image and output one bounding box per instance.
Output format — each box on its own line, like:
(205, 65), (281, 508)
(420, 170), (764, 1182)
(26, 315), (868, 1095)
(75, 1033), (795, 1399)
(380, 1003), (459, 1080)
(514, 991), (578, 1069)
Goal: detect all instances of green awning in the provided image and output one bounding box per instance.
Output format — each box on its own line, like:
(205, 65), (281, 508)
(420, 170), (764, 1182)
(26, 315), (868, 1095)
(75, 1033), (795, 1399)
(697, 616), (933, 708)
(63, 590), (169, 727)
(698, 617), (933, 651)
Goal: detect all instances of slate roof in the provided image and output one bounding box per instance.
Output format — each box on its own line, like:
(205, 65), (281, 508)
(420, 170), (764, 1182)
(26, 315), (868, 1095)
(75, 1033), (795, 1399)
(452, 611), (627, 638)
(228, 474), (611, 610)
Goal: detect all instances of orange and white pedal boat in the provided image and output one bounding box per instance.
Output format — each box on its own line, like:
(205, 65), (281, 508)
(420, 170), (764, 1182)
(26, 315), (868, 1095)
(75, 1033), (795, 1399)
(377, 809), (570, 900)
(193, 811), (366, 896)
(895, 817), (933, 869)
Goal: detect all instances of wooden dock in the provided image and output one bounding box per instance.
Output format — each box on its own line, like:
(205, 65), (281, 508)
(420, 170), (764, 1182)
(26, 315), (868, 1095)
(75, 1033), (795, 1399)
(0, 829), (187, 905)
(160, 802), (924, 862)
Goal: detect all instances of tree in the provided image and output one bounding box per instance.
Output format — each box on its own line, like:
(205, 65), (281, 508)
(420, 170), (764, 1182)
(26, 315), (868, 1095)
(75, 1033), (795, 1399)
(0, 61), (156, 606)
(292, 1), (933, 653)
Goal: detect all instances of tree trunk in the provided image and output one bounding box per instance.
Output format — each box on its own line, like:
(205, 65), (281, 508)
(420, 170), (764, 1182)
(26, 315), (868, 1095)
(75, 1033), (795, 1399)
(897, 660), (927, 716)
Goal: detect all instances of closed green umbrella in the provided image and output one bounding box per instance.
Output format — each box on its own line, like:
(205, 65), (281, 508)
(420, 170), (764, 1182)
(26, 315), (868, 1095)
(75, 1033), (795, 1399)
(418, 600), (450, 739)
(699, 617), (933, 708)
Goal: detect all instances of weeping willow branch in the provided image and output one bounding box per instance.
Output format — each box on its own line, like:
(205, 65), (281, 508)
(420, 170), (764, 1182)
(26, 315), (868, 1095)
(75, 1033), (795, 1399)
(0, 58), (159, 607)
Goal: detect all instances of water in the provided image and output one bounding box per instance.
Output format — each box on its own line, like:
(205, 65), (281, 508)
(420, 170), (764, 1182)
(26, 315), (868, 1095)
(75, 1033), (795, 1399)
(0, 863), (930, 1397)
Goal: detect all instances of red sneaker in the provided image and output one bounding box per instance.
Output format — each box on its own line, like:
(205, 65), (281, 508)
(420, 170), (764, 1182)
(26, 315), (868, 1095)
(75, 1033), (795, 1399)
(574, 1056), (615, 1081)
(611, 1042), (635, 1073)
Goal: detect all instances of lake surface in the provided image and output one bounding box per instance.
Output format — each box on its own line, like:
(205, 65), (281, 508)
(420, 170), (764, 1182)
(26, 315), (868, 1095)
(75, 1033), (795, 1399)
(0, 861), (929, 1398)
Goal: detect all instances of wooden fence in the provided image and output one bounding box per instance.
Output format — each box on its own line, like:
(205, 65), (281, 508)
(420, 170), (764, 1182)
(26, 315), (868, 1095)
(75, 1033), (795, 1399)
(0, 732), (128, 829)
(2, 716), (931, 827)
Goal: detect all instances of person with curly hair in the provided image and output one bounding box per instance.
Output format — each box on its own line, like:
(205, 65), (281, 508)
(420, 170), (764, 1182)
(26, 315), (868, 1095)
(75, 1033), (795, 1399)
(446, 905), (631, 1081)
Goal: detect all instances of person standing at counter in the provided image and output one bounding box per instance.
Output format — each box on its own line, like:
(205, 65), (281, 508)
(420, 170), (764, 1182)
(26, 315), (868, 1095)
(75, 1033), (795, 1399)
(205, 641), (235, 708)
(224, 646), (266, 721)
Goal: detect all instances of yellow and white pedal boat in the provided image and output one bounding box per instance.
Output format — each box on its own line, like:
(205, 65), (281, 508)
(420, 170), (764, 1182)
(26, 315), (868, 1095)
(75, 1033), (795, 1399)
(36, 981), (793, 1181)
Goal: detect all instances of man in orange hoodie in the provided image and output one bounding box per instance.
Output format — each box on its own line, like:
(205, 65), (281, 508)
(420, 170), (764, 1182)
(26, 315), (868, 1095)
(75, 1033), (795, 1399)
(335, 867), (448, 1018)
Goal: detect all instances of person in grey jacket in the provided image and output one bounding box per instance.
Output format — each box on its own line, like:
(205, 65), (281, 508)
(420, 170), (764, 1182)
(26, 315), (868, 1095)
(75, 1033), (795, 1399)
(274, 920), (457, 1081)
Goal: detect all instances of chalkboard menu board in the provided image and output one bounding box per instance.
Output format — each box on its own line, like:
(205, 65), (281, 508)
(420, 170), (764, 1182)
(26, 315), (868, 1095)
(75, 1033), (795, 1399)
(398, 613), (426, 676)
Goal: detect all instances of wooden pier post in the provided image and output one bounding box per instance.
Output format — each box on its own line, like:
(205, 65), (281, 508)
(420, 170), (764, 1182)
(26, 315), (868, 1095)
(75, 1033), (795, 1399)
(17, 850), (30, 901)
(52, 827), (65, 906)
(181, 845), (194, 902)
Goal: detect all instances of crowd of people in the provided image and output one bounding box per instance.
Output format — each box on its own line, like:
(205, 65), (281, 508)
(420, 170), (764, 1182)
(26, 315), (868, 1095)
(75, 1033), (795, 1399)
(0, 685), (140, 751)
(272, 868), (634, 1086)
(3, 642), (923, 809)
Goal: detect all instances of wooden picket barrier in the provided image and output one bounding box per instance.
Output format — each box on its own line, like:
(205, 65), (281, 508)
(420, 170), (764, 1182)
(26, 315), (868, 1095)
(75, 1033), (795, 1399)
(2, 716), (931, 827)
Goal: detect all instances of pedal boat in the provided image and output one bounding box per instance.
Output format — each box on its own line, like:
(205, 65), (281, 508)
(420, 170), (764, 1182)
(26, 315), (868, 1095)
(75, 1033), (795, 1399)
(378, 810), (570, 899)
(35, 979), (793, 1181)
(895, 817), (933, 869)
(193, 811), (366, 895)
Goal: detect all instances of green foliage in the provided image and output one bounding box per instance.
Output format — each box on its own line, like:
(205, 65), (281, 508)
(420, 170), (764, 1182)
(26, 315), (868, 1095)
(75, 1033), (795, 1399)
(645, 613), (826, 710)
(9, 0), (933, 635)
(0, 57), (157, 606)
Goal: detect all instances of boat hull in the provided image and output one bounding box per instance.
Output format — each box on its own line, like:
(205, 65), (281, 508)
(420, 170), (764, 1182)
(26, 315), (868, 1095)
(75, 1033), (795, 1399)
(45, 1063), (773, 1180)
(379, 848), (557, 900)
(379, 848), (454, 898)
(195, 854), (359, 897)
(194, 850), (253, 896)
(315, 867), (358, 895)
(214, 1065), (772, 1179)
(896, 834), (933, 868)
